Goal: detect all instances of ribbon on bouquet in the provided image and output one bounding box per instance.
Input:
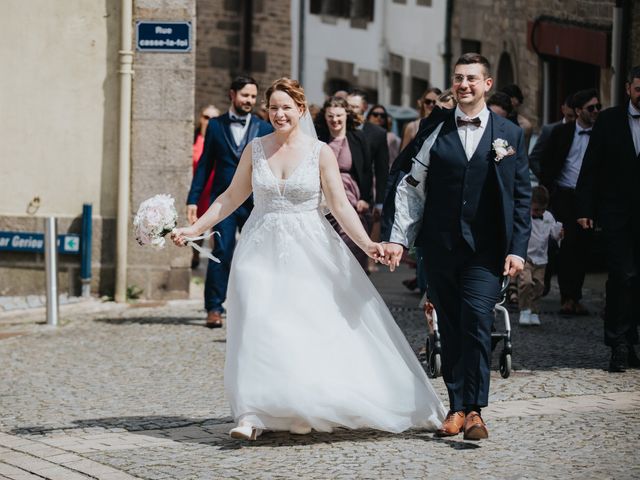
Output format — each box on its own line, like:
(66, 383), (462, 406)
(184, 230), (221, 263)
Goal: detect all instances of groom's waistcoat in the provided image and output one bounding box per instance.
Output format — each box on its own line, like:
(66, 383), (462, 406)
(419, 115), (503, 254)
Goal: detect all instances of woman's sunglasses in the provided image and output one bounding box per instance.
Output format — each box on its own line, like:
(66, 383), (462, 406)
(422, 99), (437, 106)
(370, 111), (387, 118)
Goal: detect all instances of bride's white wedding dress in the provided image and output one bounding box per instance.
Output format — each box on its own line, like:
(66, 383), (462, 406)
(224, 137), (446, 433)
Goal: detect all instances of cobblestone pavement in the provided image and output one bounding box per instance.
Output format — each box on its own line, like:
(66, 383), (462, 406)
(1, 267), (639, 479)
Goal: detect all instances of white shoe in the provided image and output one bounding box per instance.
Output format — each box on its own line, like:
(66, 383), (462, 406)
(519, 309), (531, 325)
(529, 313), (541, 326)
(290, 422), (312, 435)
(229, 425), (263, 441)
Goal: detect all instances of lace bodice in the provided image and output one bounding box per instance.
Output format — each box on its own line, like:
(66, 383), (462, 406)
(250, 137), (323, 215)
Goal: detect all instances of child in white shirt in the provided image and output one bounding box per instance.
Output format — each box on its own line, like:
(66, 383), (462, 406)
(519, 186), (563, 326)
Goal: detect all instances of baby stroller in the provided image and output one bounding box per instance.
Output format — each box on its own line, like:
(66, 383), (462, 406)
(421, 277), (512, 379)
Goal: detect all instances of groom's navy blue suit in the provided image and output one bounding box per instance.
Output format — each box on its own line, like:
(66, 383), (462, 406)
(383, 107), (531, 412)
(187, 112), (273, 313)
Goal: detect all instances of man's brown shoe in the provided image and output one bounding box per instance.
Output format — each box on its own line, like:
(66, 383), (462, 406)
(435, 411), (465, 437)
(463, 411), (488, 440)
(206, 311), (223, 328)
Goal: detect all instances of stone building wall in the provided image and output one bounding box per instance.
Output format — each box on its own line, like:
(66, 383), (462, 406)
(451, 0), (620, 129)
(195, 0), (292, 117)
(128, 0), (196, 299)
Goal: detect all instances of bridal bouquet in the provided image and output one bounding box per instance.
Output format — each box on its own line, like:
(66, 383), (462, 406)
(134, 194), (177, 247)
(134, 194), (220, 263)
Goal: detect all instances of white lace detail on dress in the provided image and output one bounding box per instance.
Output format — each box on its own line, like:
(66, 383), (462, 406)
(240, 138), (333, 260)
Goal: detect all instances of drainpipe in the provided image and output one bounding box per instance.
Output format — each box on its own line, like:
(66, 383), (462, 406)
(115, 0), (134, 302)
(443, 0), (454, 87)
(298, 0), (305, 84)
(611, 0), (623, 106)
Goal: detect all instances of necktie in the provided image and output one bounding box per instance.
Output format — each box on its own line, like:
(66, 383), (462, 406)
(230, 116), (247, 126)
(456, 117), (481, 128)
(578, 130), (591, 136)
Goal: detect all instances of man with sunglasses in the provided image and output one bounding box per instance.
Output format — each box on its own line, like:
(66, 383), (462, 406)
(540, 88), (601, 316)
(576, 66), (640, 372)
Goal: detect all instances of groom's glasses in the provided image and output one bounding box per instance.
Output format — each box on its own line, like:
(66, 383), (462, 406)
(452, 74), (483, 86)
(584, 103), (602, 113)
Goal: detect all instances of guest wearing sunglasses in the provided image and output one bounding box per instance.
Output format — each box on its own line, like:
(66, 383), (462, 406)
(400, 87), (442, 150)
(540, 88), (601, 316)
(367, 105), (401, 166)
(191, 104), (220, 268)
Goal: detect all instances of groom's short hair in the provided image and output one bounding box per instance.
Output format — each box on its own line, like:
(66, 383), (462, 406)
(455, 53), (491, 78)
(230, 75), (258, 92)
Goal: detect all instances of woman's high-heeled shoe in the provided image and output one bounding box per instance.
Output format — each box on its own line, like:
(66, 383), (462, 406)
(229, 424), (262, 441)
(289, 422), (312, 435)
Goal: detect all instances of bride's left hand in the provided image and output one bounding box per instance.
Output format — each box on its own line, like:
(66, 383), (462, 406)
(365, 242), (386, 263)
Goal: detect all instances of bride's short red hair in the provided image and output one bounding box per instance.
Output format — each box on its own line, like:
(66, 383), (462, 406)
(265, 77), (307, 112)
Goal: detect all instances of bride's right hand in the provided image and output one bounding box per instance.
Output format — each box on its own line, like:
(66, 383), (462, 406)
(171, 226), (198, 247)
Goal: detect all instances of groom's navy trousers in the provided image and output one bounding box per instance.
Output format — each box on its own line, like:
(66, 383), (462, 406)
(424, 239), (502, 412)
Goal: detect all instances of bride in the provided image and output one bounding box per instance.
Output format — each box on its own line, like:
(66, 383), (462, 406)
(172, 78), (445, 440)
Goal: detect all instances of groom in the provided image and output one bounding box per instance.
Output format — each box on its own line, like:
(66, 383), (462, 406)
(382, 53), (531, 440)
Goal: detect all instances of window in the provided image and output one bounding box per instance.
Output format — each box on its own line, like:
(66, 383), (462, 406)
(311, 0), (374, 23)
(390, 72), (403, 105)
(411, 78), (429, 105)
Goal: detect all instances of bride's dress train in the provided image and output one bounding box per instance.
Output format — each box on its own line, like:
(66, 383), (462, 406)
(224, 137), (446, 434)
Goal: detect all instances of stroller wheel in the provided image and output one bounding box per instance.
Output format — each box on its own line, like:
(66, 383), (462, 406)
(499, 352), (512, 379)
(425, 335), (441, 378)
(428, 352), (442, 378)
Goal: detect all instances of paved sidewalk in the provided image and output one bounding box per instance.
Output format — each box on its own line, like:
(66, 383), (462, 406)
(0, 267), (638, 479)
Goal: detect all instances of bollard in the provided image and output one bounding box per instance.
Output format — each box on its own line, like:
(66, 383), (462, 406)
(80, 203), (92, 298)
(44, 217), (59, 326)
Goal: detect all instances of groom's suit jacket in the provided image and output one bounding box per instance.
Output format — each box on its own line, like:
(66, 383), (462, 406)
(187, 112), (273, 208)
(382, 107), (531, 269)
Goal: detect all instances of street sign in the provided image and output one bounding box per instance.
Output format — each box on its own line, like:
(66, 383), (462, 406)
(0, 231), (80, 254)
(136, 21), (192, 52)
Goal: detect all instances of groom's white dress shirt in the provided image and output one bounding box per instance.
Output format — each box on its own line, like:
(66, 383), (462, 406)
(456, 106), (490, 161)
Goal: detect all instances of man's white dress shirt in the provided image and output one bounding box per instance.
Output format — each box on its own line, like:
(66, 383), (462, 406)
(556, 122), (592, 189)
(629, 101), (640, 156)
(228, 109), (251, 146)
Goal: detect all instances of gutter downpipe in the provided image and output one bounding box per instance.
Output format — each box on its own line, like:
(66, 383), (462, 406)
(443, 0), (453, 88)
(611, 0), (623, 106)
(298, 0), (305, 84)
(115, 0), (134, 302)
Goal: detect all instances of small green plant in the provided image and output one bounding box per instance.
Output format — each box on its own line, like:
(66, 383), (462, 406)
(126, 285), (144, 300)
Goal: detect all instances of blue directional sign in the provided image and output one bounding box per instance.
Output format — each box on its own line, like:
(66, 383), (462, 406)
(136, 21), (192, 52)
(0, 232), (80, 255)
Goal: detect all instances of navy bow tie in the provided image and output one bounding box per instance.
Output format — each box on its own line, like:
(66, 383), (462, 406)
(631, 113), (640, 119)
(230, 116), (247, 126)
(456, 116), (481, 128)
(578, 130), (592, 136)
(532, 215), (544, 220)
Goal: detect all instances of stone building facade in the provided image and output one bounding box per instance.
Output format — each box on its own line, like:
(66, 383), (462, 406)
(0, 0), (196, 300)
(194, 0), (293, 116)
(451, 0), (640, 129)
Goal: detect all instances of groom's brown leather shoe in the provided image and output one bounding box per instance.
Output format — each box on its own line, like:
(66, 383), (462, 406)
(463, 411), (489, 440)
(435, 410), (465, 437)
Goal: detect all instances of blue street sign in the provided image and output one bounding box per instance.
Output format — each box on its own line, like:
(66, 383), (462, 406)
(0, 232), (80, 255)
(136, 21), (192, 52)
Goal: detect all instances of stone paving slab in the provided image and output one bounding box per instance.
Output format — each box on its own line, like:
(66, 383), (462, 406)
(1, 267), (638, 479)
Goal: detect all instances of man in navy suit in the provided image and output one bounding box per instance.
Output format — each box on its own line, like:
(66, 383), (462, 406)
(382, 54), (531, 440)
(187, 76), (273, 328)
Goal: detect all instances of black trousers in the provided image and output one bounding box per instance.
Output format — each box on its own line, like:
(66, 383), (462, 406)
(550, 187), (592, 302)
(602, 225), (640, 347)
(424, 241), (501, 412)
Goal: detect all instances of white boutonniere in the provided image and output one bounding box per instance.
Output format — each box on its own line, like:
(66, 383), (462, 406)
(492, 138), (516, 163)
